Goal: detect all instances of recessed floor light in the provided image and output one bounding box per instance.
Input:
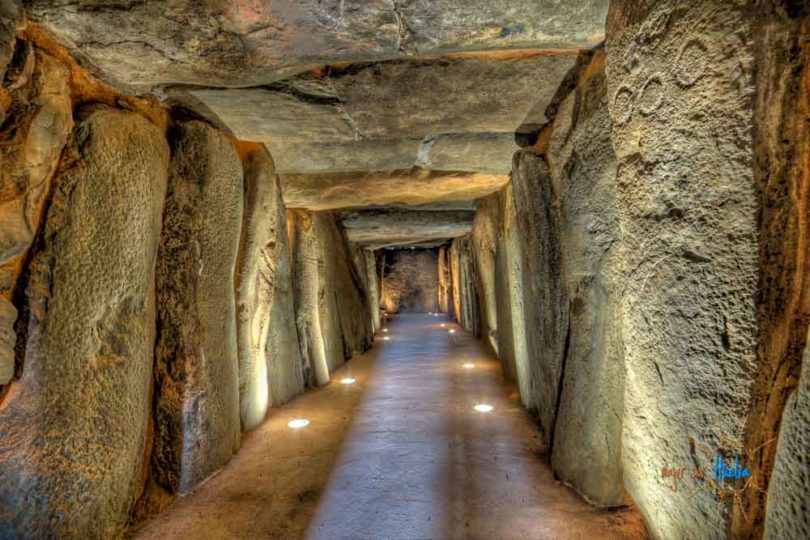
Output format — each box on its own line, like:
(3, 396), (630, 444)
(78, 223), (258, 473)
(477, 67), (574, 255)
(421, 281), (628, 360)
(382, 336), (390, 341)
(440, 323), (446, 328)
(474, 404), (493, 413)
(463, 363), (475, 369)
(448, 329), (456, 334)
(382, 328), (389, 333)
(340, 377), (356, 385)
(288, 418), (310, 429)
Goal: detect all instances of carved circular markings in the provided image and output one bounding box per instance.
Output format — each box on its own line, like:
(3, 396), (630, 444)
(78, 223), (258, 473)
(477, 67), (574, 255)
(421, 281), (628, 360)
(638, 75), (664, 116)
(675, 39), (708, 88)
(612, 86), (635, 126)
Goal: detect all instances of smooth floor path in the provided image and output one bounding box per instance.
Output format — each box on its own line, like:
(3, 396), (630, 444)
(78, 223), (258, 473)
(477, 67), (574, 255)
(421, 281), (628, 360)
(136, 314), (647, 540)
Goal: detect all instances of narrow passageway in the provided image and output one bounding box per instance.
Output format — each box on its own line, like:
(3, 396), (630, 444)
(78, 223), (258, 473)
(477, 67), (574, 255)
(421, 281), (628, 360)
(137, 315), (645, 540)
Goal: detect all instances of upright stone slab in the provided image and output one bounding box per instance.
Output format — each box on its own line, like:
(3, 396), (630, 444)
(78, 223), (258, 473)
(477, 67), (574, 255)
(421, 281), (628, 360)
(236, 147), (304, 429)
(363, 249), (381, 332)
(152, 121), (242, 495)
(495, 183), (527, 390)
(0, 50), (72, 386)
(0, 108), (168, 537)
(291, 210), (330, 386)
(510, 150), (567, 445)
(470, 194), (499, 355)
(765, 329), (810, 539)
(606, 2), (758, 536)
(546, 51), (626, 507)
(437, 246), (451, 314)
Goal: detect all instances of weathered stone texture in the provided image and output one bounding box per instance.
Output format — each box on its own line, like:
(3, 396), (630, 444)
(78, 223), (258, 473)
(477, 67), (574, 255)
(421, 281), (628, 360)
(510, 150), (566, 447)
(381, 249), (439, 313)
(363, 249), (381, 332)
(546, 51), (625, 507)
(281, 169), (509, 211)
(745, 4), (810, 537)
(152, 121), (243, 496)
(292, 211), (373, 385)
(605, 2), (759, 537)
(340, 208), (474, 249)
(437, 246), (451, 314)
(236, 148), (304, 430)
(450, 236), (480, 334)
(26, 1), (606, 92)
(0, 50), (72, 385)
(0, 108), (168, 537)
(470, 194), (499, 355)
(494, 182), (527, 390)
(765, 330), (810, 539)
(0, 1), (23, 89)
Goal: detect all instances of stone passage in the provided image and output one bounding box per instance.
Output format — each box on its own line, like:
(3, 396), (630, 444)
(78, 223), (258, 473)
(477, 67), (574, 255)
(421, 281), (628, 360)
(0, 1), (808, 539)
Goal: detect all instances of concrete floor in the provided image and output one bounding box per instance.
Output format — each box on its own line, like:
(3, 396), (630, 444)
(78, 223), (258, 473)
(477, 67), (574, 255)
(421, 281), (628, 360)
(135, 314), (647, 540)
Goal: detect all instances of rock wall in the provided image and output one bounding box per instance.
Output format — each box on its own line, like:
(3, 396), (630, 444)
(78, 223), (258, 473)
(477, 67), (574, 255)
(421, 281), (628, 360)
(235, 147), (304, 430)
(152, 121), (243, 496)
(546, 51), (625, 507)
(381, 249), (439, 313)
(470, 195), (499, 354)
(494, 182), (527, 388)
(450, 237), (480, 335)
(0, 49), (71, 386)
(291, 210), (374, 386)
(437, 245), (451, 313)
(0, 108), (169, 537)
(509, 150), (566, 446)
(740, 4), (810, 537)
(605, 2), (760, 537)
(363, 249), (381, 332)
(765, 328), (810, 539)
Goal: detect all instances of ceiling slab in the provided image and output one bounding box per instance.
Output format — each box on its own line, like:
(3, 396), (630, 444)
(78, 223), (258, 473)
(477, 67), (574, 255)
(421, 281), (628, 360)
(340, 208), (474, 248)
(27, 0), (608, 92)
(280, 169), (509, 210)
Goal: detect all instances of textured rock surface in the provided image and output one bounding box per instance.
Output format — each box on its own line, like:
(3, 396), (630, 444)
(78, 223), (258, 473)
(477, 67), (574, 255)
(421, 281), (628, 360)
(363, 249), (381, 332)
(152, 121), (243, 496)
(450, 237), (480, 334)
(470, 194), (499, 355)
(381, 249), (438, 313)
(235, 148), (304, 430)
(546, 51), (625, 507)
(736, 4), (810, 536)
(606, 2), (759, 537)
(291, 211), (373, 385)
(493, 183), (524, 385)
(0, 0), (22, 86)
(437, 246), (451, 314)
(0, 50), (72, 385)
(510, 150), (566, 446)
(25, 1), (606, 92)
(0, 108), (168, 537)
(340, 209), (474, 248)
(765, 329), (810, 539)
(281, 169), (508, 211)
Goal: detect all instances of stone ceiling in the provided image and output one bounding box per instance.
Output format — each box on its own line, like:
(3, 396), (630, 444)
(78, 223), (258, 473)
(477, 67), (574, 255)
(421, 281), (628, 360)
(26, 0), (608, 247)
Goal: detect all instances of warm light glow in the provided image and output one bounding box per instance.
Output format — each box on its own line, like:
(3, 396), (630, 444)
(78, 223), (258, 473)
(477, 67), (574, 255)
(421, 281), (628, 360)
(382, 336), (390, 341)
(474, 404), (493, 413)
(440, 323), (446, 328)
(340, 377), (356, 385)
(463, 363), (475, 369)
(448, 329), (456, 334)
(288, 418), (310, 429)
(382, 328), (389, 333)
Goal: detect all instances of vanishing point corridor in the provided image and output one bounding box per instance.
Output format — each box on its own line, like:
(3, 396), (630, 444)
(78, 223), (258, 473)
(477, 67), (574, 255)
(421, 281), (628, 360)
(136, 315), (644, 540)
(1, 2), (808, 539)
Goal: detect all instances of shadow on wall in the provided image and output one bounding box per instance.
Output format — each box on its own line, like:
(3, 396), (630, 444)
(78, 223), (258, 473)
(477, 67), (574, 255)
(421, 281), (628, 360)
(381, 249), (440, 313)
